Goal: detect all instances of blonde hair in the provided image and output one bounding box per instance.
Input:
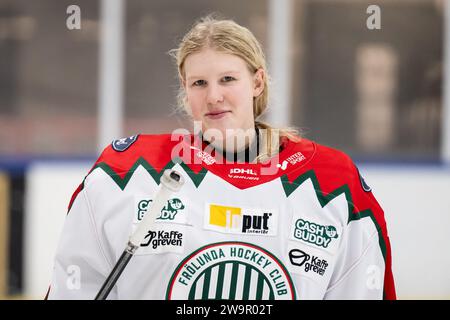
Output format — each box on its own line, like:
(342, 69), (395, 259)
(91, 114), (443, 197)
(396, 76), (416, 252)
(169, 15), (300, 161)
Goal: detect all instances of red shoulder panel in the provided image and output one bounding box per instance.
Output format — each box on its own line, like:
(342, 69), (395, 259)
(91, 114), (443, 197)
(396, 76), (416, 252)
(304, 143), (396, 299)
(96, 134), (177, 178)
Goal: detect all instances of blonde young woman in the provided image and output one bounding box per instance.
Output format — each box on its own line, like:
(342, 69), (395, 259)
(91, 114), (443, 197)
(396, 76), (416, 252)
(48, 16), (396, 300)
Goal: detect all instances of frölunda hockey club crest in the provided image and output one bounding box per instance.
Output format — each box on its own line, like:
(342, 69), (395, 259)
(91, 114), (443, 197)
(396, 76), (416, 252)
(166, 242), (296, 300)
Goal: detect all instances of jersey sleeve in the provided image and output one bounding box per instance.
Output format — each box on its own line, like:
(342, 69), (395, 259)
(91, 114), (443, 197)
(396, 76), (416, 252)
(47, 174), (115, 299)
(324, 163), (396, 300)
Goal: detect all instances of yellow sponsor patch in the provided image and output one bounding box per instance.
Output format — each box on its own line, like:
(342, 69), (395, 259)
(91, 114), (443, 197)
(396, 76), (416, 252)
(209, 204), (242, 229)
(205, 203), (278, 236)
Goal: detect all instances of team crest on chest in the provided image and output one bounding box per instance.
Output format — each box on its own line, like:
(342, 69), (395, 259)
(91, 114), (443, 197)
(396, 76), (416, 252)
(166, 242), (296, 300)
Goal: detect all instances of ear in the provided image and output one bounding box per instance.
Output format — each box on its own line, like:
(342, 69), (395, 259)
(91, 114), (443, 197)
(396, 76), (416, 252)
(253, 68), (265, 98)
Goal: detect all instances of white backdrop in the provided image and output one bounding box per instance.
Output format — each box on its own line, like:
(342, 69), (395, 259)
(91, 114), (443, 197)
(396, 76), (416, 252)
(24, 162), (91, 299)
(363, 165), (450, 299)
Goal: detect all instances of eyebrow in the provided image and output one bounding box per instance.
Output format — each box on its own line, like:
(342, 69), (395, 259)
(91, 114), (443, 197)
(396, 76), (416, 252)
(186, 70), (241, 81)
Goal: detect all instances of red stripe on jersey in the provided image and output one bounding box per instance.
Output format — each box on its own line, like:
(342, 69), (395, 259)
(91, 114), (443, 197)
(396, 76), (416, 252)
(67, 182), (84, 213)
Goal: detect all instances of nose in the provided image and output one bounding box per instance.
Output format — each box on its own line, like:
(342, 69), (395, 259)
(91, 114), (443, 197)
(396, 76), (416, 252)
(206, 83), (224, 105)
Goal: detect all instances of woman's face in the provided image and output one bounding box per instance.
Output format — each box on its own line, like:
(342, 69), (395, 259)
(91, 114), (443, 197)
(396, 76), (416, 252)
(183, 48), (264, 147)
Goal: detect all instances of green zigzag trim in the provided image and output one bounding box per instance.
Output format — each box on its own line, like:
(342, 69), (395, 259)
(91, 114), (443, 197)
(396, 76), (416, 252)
(93, 157), (207, 190)
(348, 209), (387, 261)
(93, 163), (387, 261)
(280, 170), (386, 261)
(281, 170), (353, 219)
(349, 209), (389, 300)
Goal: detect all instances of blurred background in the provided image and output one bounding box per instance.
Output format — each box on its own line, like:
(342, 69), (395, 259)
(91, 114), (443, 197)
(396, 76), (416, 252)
(0, 0), (449, 299)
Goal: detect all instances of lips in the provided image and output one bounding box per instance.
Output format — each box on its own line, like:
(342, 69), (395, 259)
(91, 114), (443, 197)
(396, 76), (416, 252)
(205, 110), (231, 119)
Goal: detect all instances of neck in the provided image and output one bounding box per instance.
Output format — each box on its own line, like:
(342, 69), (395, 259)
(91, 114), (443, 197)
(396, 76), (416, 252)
(201, 128), (260, 163)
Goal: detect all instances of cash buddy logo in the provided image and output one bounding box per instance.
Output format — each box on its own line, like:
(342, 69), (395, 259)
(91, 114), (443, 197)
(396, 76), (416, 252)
(166, 242), (295, 300)
(293, 219), (338, 248)
(138, 198), (185, 221)
(206, 204), (276, 236)
(289, 249), (329, 276)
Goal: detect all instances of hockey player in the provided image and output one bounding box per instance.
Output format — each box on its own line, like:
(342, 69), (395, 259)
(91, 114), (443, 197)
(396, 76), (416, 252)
(47, 16), (396, 300)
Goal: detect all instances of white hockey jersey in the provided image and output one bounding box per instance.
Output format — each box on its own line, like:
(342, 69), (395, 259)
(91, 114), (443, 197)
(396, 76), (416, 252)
(47, 134), (396, 300)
